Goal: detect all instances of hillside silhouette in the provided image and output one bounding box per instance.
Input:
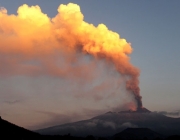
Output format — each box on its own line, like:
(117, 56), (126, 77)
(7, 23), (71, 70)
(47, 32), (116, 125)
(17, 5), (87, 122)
(0, 116), (90, 140)
(0, 116), (40, 139)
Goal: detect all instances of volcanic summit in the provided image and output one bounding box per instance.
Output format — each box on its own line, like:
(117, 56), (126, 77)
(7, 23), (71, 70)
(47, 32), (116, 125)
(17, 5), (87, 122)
(120, 107), (151, 113)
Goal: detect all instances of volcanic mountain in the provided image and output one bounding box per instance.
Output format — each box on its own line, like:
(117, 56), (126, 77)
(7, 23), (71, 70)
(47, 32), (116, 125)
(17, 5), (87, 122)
(36, 107), (180, 137)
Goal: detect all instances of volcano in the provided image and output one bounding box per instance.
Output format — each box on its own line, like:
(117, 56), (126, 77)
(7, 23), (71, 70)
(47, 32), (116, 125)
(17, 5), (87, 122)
(119, 107), (151, 113)
(136, 107), (151, 113)
(36, 107), (180, 137)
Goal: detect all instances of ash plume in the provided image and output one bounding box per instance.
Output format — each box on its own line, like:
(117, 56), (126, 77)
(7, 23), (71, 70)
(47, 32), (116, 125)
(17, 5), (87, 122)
(0, 3), (142, 109)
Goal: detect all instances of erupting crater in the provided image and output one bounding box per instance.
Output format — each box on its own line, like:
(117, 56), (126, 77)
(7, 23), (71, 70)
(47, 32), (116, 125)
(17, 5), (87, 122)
(120, 107), (151, 113)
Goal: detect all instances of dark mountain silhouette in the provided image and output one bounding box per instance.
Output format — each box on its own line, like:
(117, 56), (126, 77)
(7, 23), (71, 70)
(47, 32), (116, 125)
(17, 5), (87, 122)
(37, 108), (180, 137)
(113, 128), (164, 140)
(0, 116), (40, 139)
(166, 135), (180, 140)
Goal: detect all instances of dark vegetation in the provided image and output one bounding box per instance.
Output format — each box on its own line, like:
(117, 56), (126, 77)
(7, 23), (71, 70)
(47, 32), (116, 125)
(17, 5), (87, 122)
(0, 116), (179, 140)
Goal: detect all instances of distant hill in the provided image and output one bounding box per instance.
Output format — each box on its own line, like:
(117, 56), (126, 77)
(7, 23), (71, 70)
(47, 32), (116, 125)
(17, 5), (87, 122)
(37, 108), (180, 137)
(113, 128), (164, 140)
(0, 116), (40, 139)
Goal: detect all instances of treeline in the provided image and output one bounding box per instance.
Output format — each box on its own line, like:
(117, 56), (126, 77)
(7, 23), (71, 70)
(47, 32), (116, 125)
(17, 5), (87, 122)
(1, 134), (180, 140)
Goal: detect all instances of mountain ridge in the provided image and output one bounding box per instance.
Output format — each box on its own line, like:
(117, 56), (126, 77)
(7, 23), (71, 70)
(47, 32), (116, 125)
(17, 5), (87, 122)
(36, 108), (180, 137)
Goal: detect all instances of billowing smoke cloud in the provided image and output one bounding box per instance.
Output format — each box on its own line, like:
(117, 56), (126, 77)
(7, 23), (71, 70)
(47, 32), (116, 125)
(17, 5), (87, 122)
(0, 3), (142, 109)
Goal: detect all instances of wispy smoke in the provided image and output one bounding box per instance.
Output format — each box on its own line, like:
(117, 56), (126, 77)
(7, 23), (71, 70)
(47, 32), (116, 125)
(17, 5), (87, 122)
(0, 3), (142, 109)
(158, 111), (180, 118)
(4, 99), (22, 105)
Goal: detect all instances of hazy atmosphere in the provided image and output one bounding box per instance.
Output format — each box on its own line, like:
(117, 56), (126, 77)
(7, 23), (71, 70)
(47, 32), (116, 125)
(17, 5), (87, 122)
(0, 0), (180, 130)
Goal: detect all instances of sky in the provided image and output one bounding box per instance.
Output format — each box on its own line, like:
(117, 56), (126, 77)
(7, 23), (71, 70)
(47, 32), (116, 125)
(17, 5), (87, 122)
(0, 0), (180, 129)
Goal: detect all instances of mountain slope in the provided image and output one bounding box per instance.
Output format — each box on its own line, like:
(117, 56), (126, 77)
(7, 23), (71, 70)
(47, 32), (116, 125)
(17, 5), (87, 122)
(113, 128), (164, 140)
(37, 109), (180, 137)
(0, 116), (40, 139)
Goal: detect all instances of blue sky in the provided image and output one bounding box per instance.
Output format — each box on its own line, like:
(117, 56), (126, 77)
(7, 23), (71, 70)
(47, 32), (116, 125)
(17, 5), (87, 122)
(0, 0), (180, 129)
